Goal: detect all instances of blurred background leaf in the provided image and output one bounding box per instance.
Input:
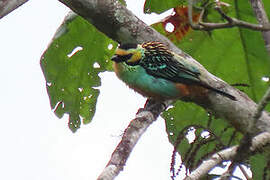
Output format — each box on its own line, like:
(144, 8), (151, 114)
(250, 154), (270, 180)
(41, 13), (116, 132)
(118, 0), (127, 6)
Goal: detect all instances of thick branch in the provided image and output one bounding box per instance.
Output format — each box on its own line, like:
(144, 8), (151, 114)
(250, 0), (270, 55)
(0, 0), (28, 19)
(184, 132), (270, 180)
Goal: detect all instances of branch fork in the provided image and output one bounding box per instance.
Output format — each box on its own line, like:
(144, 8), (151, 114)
(188, 0), (270, 31)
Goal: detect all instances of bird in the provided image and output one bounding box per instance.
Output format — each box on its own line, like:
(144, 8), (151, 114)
(111, 41), (236, 101)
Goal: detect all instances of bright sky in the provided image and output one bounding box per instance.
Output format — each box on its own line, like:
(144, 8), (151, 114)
(0, 0), (181, 180)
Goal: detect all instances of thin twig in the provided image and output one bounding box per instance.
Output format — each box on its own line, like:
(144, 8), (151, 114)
(215, 5), (233, 23)
(219, 163), (251, 180)
(187, 0), (270, 31)
(184, 132), (270, 180)
(219, 164), (234, 180)
(188, 0), (201, 30)
(239, 164), (252, 180)
(252, 87), (270, 128)
(250, 0), (270, 54)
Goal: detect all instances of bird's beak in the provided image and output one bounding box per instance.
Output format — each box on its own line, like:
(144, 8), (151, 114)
(111, 55), (123, 63)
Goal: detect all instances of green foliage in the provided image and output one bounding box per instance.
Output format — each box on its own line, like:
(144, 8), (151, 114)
(250, 154), (270, 179)
(118, 0), (127, 6)
(41, 13), (116, 132)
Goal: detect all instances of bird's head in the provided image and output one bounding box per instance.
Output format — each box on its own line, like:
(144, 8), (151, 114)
(111, 43), (144, 66)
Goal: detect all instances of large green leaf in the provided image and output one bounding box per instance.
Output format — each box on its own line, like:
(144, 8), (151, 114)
(41, 13), (116, 132)
(234, 0), (270, 101)
(152, 0), (270, 177)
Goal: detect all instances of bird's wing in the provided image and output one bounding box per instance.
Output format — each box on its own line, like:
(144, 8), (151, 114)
(140, 54), (201, 84)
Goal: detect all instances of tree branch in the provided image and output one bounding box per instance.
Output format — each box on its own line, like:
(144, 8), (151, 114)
(0, 0), (28, 19)
(184, 132), (270, 180)
(250, 0), (270, 55)
(188, 0), (270, 31)
(251, 86), (270, 130)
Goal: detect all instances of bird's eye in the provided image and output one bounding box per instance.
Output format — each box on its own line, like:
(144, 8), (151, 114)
(111, 53), (133, 63)
(120, 54), (133, 61)
(119, 43), (137, 50)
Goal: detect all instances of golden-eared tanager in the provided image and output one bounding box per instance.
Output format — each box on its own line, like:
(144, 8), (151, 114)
(111, 41), (236, 101)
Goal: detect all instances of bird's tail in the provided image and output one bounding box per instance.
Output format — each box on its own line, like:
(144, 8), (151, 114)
(200, 83), (236, 101)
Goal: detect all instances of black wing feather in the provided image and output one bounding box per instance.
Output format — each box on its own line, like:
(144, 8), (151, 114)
(140, 54), (201, 84)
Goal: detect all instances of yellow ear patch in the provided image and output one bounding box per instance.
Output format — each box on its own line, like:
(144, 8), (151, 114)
(115, 48), (130, 56)
(128, 51), (142, 63)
